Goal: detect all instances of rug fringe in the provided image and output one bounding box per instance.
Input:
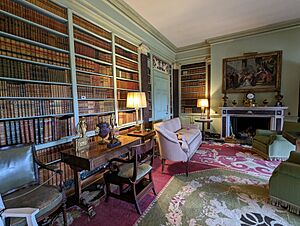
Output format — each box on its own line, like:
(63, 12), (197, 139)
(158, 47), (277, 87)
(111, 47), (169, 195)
(270, 196), (300, 214)
(269, 157), (288, 161)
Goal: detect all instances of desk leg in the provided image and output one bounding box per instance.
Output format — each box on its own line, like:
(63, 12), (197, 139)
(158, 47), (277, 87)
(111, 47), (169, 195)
(72, 168), (96, 217)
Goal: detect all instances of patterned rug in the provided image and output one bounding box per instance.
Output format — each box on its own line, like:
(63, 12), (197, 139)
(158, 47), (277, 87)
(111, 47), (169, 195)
(135, 169), (300, 226)
(192, 142), (280, 177)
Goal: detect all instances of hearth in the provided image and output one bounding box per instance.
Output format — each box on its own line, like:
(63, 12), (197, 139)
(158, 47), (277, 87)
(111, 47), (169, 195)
(220, 106), (288, 138)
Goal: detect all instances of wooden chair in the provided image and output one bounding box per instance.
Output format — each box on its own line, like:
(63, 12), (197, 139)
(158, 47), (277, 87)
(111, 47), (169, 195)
(104, 139), (156, 214)
(0, 145), (67, 226)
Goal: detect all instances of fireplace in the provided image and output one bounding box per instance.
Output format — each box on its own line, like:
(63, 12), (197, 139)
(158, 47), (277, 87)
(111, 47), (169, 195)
(221, 106), (288, 138)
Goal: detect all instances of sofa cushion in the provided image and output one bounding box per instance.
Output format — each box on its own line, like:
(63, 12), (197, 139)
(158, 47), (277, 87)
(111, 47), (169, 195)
(253, 135), (273, 145)
(4, 185), (63, 226)
(0, 146), (36, 194)
(158, 118), (181, 133)
(177, 128), (201, 145)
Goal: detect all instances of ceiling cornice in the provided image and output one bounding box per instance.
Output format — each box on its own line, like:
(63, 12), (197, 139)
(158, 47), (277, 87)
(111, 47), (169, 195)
(106, 0), (177, 52)
(207, 18), (300, 44)
(177, 41), (210, 53)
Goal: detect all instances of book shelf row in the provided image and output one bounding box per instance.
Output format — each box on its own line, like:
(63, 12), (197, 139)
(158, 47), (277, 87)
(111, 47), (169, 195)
(118, 111), (136, 126)
(25, 0), (67, 19)
(78, 100), (114, 115)
(74, 42), (112, 63)
(116, 69), (138, 80)
(77, 86), (114, 99)
(76, 72), (113, 87)
(115, 36), (137, 53)
(181, 84), (206, 93)
(117, 80), (139, 90)
(83, 114), (111, 132)
(0, 14), (69, 50)
(181, 73), (206, 81)
(115, 46), (138, 62)
(0, 37), (69, 67)
(0, 99), (73, 119)
(1, 0), (68, 34)
(75, 57), (112, 75)
(181, 67), (205, 75)
(0, 58), (71, 83)
(116, 56), (138, 71)
(0, 117), (75, 146)
(181, 107), (201, 114)
(0, 80), (72, 98)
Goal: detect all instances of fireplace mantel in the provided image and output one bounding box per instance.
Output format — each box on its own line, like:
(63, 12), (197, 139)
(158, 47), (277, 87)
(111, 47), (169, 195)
(220, 106), (288, 138)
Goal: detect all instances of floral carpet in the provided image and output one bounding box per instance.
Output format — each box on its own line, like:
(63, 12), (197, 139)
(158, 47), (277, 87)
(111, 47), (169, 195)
(135, 169), (300, 226)
(192, 142), (280, 178)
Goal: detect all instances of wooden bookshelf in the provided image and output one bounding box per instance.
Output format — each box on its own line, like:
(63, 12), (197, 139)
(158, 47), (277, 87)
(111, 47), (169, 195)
(73, 14), (114, 132)
(114, 35), (140, 127)
(180, 62), (207, 114)
(0, 0), (75, 147)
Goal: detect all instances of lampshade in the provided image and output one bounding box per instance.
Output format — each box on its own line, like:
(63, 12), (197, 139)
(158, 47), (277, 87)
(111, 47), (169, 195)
(126, 92), (147, 109)
(197, 98), (209, 108)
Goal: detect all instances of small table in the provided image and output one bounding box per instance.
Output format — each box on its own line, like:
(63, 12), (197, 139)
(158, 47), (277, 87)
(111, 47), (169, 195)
(61, 135), (140, 216)
(127, 130), (156, 142)
(194, 118), (213, 140)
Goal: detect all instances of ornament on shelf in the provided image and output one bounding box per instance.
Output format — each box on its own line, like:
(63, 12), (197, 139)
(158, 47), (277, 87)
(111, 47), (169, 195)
(222, 93), (228, 107)
(95, 116), (110, 144)
(74, 117), (89, 152)
(107, 113), (121, 148)
(232, 100), (237, 106)
(275, 92), (283, 106)
(263, 99), (269, 106)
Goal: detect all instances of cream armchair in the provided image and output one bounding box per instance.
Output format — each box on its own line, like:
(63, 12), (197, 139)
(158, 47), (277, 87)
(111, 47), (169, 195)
(154, 118), (202, 176)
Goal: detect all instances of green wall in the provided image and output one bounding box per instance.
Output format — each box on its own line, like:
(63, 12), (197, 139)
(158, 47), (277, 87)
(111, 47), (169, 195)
(210, 27), (300, 132)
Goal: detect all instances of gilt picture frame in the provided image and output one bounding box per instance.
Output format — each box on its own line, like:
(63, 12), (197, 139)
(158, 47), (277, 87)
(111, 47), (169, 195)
(222, 51), (282, 93)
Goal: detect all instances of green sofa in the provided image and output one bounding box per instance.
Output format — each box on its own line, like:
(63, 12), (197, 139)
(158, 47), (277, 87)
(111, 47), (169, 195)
(269, 151), (300, 214)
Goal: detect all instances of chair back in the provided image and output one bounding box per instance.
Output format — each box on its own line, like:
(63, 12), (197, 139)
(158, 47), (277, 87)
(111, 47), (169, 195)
(0, 145), (37, 195)
(130, 139), (155, 180)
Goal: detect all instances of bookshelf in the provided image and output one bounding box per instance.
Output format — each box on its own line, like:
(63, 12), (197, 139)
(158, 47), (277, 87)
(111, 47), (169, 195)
(180, 62), (207, 114)
(72, 14), (115, 133)
(0, 0), (76, 148)
(114, 35), (140, 128)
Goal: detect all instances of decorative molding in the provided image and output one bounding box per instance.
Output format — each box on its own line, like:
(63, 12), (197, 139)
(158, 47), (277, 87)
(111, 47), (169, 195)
(153, 56), (171, 74)
(139, 43), (150, 55)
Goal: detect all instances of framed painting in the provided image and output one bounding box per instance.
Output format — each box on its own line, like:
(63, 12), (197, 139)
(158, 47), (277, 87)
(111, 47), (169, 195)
(222, 51), (282, 93)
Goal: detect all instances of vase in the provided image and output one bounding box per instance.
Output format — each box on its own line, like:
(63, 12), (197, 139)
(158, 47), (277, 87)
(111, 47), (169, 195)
(96, 122), (110, 144)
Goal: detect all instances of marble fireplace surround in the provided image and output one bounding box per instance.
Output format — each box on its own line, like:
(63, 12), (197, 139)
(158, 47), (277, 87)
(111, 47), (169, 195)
(220, 106), (288, 138)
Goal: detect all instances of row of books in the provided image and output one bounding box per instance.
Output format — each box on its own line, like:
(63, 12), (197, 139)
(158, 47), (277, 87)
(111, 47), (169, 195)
(0, 58), (71, 83)
(181, 85), (206, 93)
(0, 14), (69, 50)
(1, 0), (68, 34)
(78, 101), (114, 114)
(181, 99), (198, 106)
(181, 107), (201, 114)
(116, 69), (138, 81)
(115, 36), (138, 53)
(180, 80), (203, 87)
(117, 80), (139, 90)
(75, 42), (112, 63)
(181, 74), (206, 81)
(76, 57), (112, 75)
(83, 115), (111, 132)
(118, 100), (128, 110)
(181, 67), (205, 75)
(77, 86), (114, 99)
(0, 117), (75, 146)
(117, 90), (129, 100)
(73, 15), (111, 40)
(118, 111), (136, 125)
(0, 99), (73, 119)
(115, 46), (138, 62)
(181, 92), (205, 99)
(0, 80), (72, 98)
(0, 37), (69, 67)
(74, 28), (112, 51)
(26, 0), (67, 19)
(76, 72), (113, 87)
(116, 56), (138, 71)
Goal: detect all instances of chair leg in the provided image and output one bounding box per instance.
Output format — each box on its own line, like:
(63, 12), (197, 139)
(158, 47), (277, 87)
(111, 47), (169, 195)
(161, 159), (165, 173)
(105, 182), (110, 202)
(149, 172), (157, 195)
(185, 161), (189, 177)
(132, 184), (141, 215)
(62, 202), (67, 226)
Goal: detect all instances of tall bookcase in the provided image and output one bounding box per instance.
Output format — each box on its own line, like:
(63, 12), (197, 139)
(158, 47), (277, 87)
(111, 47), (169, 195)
(0, 0), (142, 149)
(114, 35), (140, 128)
(180, 62), (209, 122)
(0, 0), (75, 147)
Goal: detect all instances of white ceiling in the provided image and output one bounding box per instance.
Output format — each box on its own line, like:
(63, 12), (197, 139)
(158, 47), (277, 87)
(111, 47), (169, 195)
(123, 0), (300, 47)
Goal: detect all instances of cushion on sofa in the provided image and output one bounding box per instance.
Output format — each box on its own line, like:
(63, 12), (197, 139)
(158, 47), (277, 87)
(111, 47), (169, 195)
(177, 128), (201, 145)
(159, 118), (181, 133)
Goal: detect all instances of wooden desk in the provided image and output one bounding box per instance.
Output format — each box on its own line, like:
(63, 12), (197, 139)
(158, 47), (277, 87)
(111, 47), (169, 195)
(127, 130), (156, 142)
(194, 118), (213, 140)
(61, 135), (140, 216)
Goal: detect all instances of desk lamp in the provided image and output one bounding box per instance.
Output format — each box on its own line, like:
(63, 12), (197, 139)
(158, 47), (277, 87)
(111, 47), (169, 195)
(197, 98), (209, 119)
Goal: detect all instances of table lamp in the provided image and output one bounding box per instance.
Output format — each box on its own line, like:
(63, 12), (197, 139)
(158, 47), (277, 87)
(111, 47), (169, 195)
(126, 92), (147, 132)
(197, 98), (209, 118)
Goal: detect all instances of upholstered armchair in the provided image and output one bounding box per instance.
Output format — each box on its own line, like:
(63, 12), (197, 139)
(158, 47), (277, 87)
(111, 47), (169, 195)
(252, 122), (297, 160)
(0, 145), (67, 226)
(154, 118), (202, 176)
(269, 151), (300, 213)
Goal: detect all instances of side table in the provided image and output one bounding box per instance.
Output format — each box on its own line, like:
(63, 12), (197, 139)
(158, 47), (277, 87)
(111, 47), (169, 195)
(127, 130), (156, 142)
(194, 118), (213, 140)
